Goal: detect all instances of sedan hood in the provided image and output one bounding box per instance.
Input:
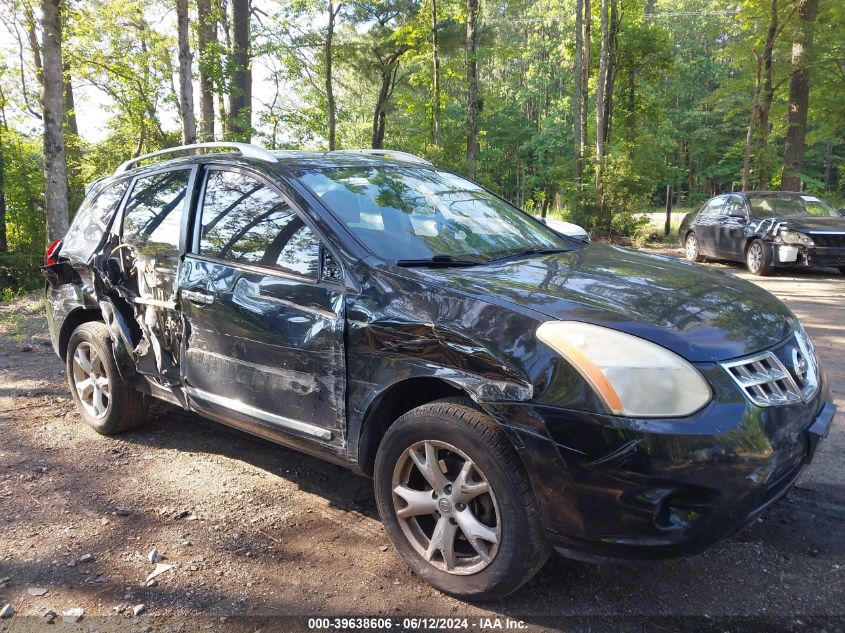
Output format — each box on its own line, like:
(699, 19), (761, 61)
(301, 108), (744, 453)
(773, 216), (845, 233)
(415, 243), (796, 362)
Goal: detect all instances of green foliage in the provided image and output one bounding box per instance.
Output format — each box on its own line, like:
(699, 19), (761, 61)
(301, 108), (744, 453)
(1, 0), (844, 294)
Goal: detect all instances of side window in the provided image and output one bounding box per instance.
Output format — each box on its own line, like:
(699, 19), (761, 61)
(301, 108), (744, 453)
(122, 169), (191, 254)
(701, 197), (726, 218)
(199, 170), (321, 279)
(724, 196), (746, 218)
(62, 181), (129, 261)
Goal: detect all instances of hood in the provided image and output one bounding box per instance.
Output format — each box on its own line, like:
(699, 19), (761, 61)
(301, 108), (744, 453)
(413, 243), (796, 362)
(773, 216), (845, 233)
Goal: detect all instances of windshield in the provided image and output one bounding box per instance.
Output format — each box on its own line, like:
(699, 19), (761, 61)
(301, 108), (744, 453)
(749, 194), (839, 218)
(295, 166), (570, 262)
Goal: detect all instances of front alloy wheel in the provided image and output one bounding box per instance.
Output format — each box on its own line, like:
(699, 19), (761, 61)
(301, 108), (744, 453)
(374, 398), (549, 600)
(746, 239), (773, 276)
(392, 440), (500, 575)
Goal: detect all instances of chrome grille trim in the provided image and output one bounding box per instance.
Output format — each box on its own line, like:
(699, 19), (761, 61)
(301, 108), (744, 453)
(721, 331), (819, 407)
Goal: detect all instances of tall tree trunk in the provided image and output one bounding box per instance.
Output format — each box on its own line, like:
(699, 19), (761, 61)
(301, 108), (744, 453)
(326, 0), (339, 151)
(466, 0), (479, 179)
(197, 0), (217, 141)
(63, 63), (83, 212)
(755, 0), (778, 190)
(25, 4), (44, 88)
(0, 119), (7, 253)
(371, 54), (401, 149)
(781, 0), (819, 191)
(741, 53), (762, 191)
(227, 0), (251, 141)
(431, 0), (442, 150)
(176, 0), (197, 144)
(594, 0), (610, 214)
(41, 0), (69, 242)
(573, 0), (583, 186)
(581, 0), (590, 179)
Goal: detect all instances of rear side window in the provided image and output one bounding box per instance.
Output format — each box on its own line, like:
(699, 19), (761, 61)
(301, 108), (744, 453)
(62, 181), (128, 261)
(122, 169), (191, 254)
(700, 197), (726, 218)
(198, 170), (320, 279)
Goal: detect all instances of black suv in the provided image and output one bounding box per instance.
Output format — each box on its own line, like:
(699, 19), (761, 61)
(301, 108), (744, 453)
(679, 191), (845, 275)
(44, 144), (835, 600)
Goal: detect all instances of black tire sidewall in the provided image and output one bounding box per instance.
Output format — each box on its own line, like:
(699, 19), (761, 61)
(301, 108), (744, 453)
(66, 325), (118, 433)
(374, 409), (534, 600)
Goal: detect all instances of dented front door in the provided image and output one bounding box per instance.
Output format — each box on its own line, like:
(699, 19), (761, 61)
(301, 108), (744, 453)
(179, 166), (346, 446)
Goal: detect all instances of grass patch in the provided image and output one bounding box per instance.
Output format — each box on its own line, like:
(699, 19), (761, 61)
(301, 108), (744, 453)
(0, 289), (48, 344)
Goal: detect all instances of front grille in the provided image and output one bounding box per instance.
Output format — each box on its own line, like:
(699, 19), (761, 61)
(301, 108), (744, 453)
(721, 330), (819, 407)
(809, 233), (845, 248)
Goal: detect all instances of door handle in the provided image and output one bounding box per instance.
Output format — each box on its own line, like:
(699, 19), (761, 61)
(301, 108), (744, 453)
(182, 288), (215, 305)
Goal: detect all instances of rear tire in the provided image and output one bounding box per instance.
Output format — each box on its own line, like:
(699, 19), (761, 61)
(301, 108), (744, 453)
(66, 322), (148, 435)
(684, 232), (704, 263)
(839, 267), (845, 276)
(746, 239), (773, 276)
(374, 398), (549, 601)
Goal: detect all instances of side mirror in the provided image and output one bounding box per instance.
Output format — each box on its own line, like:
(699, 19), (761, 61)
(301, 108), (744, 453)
(837, 208), (845, 217)
(534, 216), (590, 242)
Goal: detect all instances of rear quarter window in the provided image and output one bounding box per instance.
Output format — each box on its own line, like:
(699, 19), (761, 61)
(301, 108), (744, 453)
(61, 181), (129, 262)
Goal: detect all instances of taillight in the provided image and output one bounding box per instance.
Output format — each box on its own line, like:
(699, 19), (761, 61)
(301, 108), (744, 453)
(45, 239), (62, 265)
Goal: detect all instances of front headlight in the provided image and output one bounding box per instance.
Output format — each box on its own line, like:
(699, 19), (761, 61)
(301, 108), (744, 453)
(536, 321), (712, 417)
(778, 230), (813, 246)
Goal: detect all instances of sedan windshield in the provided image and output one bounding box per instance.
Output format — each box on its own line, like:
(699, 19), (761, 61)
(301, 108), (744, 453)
(296, 166), (570, 263)
(750, 194), (839, 218)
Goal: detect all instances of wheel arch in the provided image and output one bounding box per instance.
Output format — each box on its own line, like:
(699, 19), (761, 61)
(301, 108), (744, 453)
(58, 307), (104, 361)
(355, 377), (470, 477)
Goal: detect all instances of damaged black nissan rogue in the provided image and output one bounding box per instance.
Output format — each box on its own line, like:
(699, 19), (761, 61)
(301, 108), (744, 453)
(43, 144), (835, 600)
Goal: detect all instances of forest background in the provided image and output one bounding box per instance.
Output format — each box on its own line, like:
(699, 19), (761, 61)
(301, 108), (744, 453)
(0, 0), (843, 290)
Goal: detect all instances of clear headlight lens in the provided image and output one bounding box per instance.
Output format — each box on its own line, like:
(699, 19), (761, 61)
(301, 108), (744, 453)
(536, 321), (712, 417)
(778, 230), (813, 246)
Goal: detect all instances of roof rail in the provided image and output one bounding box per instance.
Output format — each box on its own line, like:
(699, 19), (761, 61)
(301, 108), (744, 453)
(333, 149), (432, 166)
(114, 142), (278, 175)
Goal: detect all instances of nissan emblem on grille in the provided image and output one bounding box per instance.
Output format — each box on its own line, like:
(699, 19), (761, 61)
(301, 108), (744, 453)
(791, 347), (809, 387)
(721, 331), (819, 407)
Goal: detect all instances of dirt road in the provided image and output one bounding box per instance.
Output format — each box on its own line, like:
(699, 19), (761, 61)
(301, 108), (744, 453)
(1, 254), (844, 632)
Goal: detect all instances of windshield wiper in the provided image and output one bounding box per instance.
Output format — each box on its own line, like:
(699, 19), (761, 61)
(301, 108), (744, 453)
(487, 247), (571, 263)
(395, 254), (484, 267)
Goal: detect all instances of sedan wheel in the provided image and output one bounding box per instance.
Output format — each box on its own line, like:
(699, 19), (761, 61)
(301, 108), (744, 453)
(392, 439), (501, 575)
(746, 240), (773, 276)
(685, 232), (704, 262)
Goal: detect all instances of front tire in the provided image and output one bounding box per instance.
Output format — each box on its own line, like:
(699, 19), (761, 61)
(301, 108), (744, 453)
(746, 239), (773, 276)
(374, 398), (549, 601)
(684, 232), (704, 263)
(66, 322), (148, 435)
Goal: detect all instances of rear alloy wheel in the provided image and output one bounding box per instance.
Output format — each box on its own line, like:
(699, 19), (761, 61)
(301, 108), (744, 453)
(66, 322), (149, 435)
(374, 398), (549, 600)
(684, 232), (704, 263)
(746, 239), (773, 276)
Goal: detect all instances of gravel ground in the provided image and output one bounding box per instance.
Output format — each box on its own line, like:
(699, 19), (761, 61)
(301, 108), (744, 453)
(1, 252), (844, 633)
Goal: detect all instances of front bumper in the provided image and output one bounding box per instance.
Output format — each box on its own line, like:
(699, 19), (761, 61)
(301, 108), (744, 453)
(483, 376), (835, 561)
(773, 242), (845, 268)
